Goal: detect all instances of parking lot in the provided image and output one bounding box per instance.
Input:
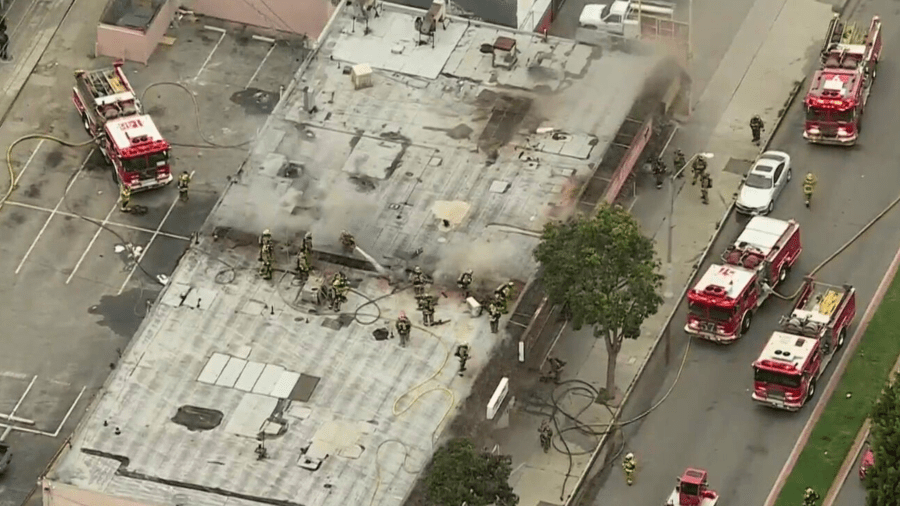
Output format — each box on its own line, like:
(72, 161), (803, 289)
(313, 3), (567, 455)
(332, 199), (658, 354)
(0, 7), (306, 504)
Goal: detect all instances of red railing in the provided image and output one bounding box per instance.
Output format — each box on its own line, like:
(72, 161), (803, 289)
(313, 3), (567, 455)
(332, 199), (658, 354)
(603, 117), (653, 205)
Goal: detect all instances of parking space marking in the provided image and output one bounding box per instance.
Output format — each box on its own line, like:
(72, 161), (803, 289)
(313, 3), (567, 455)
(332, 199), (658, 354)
(194, 26), (227, 81)
(52, 386), (85, 437)
(246, 37), (276, 89)
(0, 375), (35, 441)
(3, 200), (191, 240)
(0, 140), (44, 212)
(15, 150), (94, 274)
(66, 201), (118, 285)
(117, 171), (193, 295)
(0, 383), (86, 439)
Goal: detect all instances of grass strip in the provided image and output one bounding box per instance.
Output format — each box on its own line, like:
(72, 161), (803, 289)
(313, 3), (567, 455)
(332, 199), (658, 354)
(774, 272), (900, 506)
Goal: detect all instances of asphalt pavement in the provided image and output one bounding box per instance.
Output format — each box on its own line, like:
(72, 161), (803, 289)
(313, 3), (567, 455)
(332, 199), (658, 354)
(0, 3), (304, 505)
(586, 0), (900, 503)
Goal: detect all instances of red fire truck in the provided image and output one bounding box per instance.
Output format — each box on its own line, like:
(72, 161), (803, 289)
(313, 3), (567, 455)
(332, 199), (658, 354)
(686, 217), (801, 343)
(73, 61), (172, 191)
(803, 14), (882, 145)
(665, 468), (718, 506)
(752, 277), (856, 410)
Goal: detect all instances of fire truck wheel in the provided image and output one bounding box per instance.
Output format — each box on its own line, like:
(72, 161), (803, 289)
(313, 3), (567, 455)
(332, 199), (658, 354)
(807, 379), (816, 402)
(740, 311), (752, 335)
(81, 114), (91, 134)
(778, 265), (789, 284)
(837, 328), (847, 349)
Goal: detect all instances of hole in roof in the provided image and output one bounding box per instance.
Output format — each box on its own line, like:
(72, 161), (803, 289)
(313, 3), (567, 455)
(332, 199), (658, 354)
(171, 406), (223, 432)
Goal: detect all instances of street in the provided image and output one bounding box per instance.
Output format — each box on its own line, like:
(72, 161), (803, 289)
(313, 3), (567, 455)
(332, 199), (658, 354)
(586, 0), (900, 503)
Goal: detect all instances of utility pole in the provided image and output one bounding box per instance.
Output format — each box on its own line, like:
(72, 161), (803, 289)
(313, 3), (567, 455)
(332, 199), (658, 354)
(665, 152), (713, 299)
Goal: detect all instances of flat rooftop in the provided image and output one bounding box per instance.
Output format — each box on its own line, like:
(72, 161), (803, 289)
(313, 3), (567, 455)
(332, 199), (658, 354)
(46, 4), (662, 506)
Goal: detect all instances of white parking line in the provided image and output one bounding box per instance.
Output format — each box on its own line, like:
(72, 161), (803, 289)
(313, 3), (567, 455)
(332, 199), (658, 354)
(3, 200), (191, 241)
(117, 173), (192, 295)
(52, 386), (85, 437)
(246, 42), (276, 89)
(0, 375), (36, 441)
(66, 202), (119, 285)
(15, 150), (94, 275)
(0, 140), (44, 212)
(194, 26), (227, 81)
(15, 140), (44, 185)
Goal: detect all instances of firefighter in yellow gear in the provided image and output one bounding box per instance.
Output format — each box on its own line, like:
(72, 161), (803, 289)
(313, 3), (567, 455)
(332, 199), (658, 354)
(803, 172), (817, 208)
(177, 171), (191, 201)
(622, 452), (637, 486)
(120, 185), (131, 212)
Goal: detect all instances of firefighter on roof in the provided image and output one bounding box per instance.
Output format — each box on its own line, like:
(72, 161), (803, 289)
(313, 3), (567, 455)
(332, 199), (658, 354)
(692, 155), (708, 185)
(331, 272), (349, 311)
(296, 250), (311, 277)
(750, 115), (765, 144)
(177, 171), (191, 201)
(673, 149), (686, 176)
(803, 172), (817, 208)
(622, 453), (637, 486)
(457, 269), (473, 297)
(340, 231), (356, 252)
(396, 311), (412, 347)
(259, 230), (272, 262)
(539, 420), (552, 452)
(411, 266), (428, 296)
(420, 294), (436, 326)
(455, 343), (469, 376)
(301, 232), (313, 256)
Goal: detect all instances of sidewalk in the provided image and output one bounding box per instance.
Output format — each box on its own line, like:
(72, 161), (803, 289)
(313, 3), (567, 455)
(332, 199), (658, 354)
(0, 0), (74, 123)
(499, 0), (836, 504)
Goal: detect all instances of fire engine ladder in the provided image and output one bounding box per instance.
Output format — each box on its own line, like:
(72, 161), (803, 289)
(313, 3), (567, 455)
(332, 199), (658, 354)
(841, 22), (865, 45)
(83, 68), (127, 98)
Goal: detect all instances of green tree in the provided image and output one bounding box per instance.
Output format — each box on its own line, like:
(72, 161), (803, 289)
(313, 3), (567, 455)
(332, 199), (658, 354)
(866, 374), (900, 506)
(534, 207), (663, 396)
(425, 438), (518, 506)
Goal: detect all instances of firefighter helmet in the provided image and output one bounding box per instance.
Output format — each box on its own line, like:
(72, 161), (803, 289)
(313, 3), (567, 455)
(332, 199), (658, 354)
(263, 229), (271, 236)
(805, 173), (816, 184)
(414, 266), (422, 274)
(625, 452), (634, 460)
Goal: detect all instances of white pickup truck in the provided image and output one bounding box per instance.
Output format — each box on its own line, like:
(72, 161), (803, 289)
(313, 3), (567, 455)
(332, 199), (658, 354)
(577, 0), (675, 43)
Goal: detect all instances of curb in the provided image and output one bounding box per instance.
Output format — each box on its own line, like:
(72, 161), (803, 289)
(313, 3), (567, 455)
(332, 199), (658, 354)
(565, 68), (805, 506)
(821, 335), (900, 505)
(763, 240), (900, 506)
(822, 420), (870, 506)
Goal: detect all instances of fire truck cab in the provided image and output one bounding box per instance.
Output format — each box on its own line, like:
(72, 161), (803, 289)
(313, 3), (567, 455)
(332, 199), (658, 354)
(73, 61), (172, 191)
(665, 468), (718, 506)
(686, 217), (801, 343)
(752, 278), (856, 410)
(803, 14), (882, 145)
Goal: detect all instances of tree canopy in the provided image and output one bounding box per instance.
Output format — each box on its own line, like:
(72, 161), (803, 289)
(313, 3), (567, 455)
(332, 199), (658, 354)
(534, 206), (663, 393)
(866, 374), (900, 505)
(425, 438), (518, 506)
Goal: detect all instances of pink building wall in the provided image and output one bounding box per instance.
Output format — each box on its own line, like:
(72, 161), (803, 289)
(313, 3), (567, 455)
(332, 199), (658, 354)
(96, 0), (178, 64)
(189, 0), (335, 39)
(43, 480), (155, 506)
